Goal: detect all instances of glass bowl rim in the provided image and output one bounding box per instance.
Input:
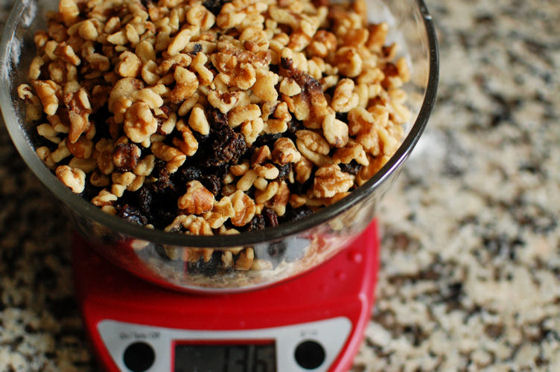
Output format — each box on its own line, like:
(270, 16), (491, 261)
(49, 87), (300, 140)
(0, 0), (439, 248)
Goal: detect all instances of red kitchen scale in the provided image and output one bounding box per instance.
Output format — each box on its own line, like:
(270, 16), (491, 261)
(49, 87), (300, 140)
(72, 221), (380, 372)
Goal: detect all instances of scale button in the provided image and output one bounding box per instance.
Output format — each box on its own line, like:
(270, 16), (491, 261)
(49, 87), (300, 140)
(294, 340), (326, 369)
(123, 341), (155, 372)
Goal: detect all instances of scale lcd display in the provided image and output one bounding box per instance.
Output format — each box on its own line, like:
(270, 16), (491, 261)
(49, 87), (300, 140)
(174, 340), (276, 372)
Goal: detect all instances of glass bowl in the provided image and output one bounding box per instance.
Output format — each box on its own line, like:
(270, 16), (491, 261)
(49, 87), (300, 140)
(0, 0), (438, 292)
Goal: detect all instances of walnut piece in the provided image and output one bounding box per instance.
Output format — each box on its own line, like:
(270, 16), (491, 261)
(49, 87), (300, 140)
(178, 181), (215, 215)
(55, 165), (85, 193)
(312, 164), (355, 198)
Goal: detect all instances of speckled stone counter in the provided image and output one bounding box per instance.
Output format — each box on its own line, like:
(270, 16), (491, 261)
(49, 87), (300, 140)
(1, 0), (559, 371)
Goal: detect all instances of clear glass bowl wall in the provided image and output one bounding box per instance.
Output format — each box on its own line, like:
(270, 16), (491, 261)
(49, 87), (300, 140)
(0, 0), (438, 292)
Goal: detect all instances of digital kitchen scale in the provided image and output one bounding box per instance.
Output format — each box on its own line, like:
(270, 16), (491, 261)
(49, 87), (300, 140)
(72, 222), (380, 372)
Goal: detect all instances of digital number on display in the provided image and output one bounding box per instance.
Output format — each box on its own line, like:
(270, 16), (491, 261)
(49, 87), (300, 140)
(174, 341), (276, 372)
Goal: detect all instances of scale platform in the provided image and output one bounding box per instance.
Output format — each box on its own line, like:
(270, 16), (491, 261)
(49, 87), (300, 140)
(73, 221), (380, 372)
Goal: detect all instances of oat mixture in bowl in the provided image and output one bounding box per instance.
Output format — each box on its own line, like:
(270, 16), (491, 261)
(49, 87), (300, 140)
(1, 0), (438, 290)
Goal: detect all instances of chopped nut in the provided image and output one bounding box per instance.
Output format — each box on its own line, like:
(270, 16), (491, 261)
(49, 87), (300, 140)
(207, 90), (240, 113)
(272, 138), (301, 164)
(168, 27), (194, 56)
(55, 165), (85, 193)
(294, 157), (313, 183)
(252, 70), (279, 102)
(235, 248), (255, 271)
(312, 164), (354, 198)
(308, 30), (337, 58)
(241, 118), (264, 145)
(59, 0), (79, 27)
(178, 181), (215, 215)
(230, 190), (256, 227)
(252, 145), (272, 165)
(78, 20), (98, 41)
(19, 0), (409, 238)
(322, 112), (349, 148)
(69, 157), (97, 173)
(255, 181), (279, 204)
(204, 196), (235, 229)
(33, 80), (59, 116)
(170, 67), (199, 103)
(333, 142), (369, 166)
(331, 78), (359, 113)
(279, 78), (301, 96)
(188, 105), (210, 135)
(36, 146), (56, 168)
(112, 143), (141, 171)
(151, 142), (186, 173)
(134, 155), (156, 177)
(66, 137), (93, 159)
(124, 102), (158, 144)
(51, 140), (71, 163)
(92, 189), (117, 206)
(236, 170), (258, 191)
(117, 51), (142, 78)
(335, 47), (362, 77)
(228, 104), (261, 128)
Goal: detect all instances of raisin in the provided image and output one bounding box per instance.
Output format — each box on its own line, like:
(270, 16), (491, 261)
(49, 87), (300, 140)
(136, 186), (153, 217)
(140, 0), (153, 8)
(286, 118), (304, 138)
(267, 241), (286, 258)
(116, 204), (148, 226)
(201, 174), (222, 196)
(339, 161), (362, 176)
(276, 163), (292, 181)
(187, 251), (221, 276)
(149, 193), (178, 229)
(149, 159), (174, 193)
(81, 182), (102, 202)
(191, 43), (202, 55)
(253, 133), (283, 148)
(288, 175), (314, 195)
(247, 214), (266, 231)
(335, 112), (348, 123)
(203, 109), (247, 167)
(202, 0), (229, 15)
(282, 206), (313, 223)
(262, 208), (279, 228)
(313, 0), (329, 6)
(177, 165), (202, 184)
(384, 62), (399, 77)
(89, 104), (112, 140)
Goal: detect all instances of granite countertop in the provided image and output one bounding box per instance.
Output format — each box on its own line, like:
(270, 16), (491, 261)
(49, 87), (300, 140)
(1, 0), (559, 371)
